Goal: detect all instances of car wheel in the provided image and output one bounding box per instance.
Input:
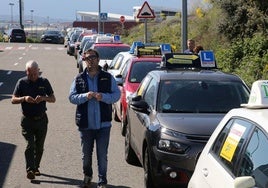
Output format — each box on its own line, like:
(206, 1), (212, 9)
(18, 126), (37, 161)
(125, 123), (140, 166)
(144, 147), (157, 188)
(78, 63), (83, 73)
(113, 109), (121, 122)
(121, 113), (127, 136)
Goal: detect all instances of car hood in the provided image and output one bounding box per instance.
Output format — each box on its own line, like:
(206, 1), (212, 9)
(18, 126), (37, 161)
(156, 113), (225, 136)
(108, 69), (120, 77)
(99, 60), (112, 68)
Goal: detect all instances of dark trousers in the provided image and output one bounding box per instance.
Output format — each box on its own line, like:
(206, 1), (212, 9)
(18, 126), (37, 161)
(21, 114), (48, 172)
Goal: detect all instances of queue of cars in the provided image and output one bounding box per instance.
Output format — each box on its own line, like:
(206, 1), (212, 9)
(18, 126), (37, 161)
(112, 42), (172, 136)
(63, 29), (262, 187)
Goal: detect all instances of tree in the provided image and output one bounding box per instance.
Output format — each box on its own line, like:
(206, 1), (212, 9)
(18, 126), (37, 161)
(212, 0), (268, 40)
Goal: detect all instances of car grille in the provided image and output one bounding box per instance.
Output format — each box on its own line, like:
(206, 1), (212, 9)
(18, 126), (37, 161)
(185, 134), (210, 143)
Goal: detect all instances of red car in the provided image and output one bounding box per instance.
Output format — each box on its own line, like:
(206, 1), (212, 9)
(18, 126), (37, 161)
(114, 42), (172, 136)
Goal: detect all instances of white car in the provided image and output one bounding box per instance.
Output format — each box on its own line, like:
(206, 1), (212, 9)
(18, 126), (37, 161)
(188, 80), (268, 188)
(108, 51), (133, 80)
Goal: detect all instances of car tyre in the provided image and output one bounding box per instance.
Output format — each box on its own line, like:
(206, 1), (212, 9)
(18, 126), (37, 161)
(113, 109), (121, 122)
(144, 147), (157, 188)
(78, 63), (83, 73)
(125, 123), (140, 166)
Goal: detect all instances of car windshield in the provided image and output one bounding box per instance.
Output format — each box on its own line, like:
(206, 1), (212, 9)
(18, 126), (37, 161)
(129, 61), (160, 83)
(44, 30), (60, 35)
(13, 29), (25, 34)
(158, 80), (249, 113)
(95, 46), (130, 60)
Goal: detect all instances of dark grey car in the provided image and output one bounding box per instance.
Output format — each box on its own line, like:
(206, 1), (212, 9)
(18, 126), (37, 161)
(125, 52), (250, 188)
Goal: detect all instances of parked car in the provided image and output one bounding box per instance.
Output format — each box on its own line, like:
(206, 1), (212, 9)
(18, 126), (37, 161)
(81, 35), (130, 71)
(40, 30), (64, 44)
(125, 52), (250, 188)
(107, 51), (133, 80)
(66, 31), (81, 56)
(3, 28), (26, 43)
(188, 80), (268, 188)
(114, 42), (171, 135)
(77, 35), (96, 72)
(74, 29), (97, 60)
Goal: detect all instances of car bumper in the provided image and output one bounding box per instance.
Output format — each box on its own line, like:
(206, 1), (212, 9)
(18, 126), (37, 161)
(150, 143), (205, 187)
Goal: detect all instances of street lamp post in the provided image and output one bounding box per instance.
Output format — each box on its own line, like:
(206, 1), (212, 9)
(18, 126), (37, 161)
(9, 3), (14, 27)
(30, 10), (34, 36)
(98, 0), (101, 33)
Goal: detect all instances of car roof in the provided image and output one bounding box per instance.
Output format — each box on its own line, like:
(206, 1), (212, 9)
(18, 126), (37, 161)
(148, 69), (245, 83)
(227, 108), (268, 131)
(93, 43), (130, 47)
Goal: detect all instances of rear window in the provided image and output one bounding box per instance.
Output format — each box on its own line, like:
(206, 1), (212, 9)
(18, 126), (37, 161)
(12, 29), (25, 34)
(158, 80), (249, 113)
(94, 46), (130, 60)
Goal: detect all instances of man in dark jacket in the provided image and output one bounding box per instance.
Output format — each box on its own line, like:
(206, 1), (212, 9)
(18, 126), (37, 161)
(69, 49), (120, 188)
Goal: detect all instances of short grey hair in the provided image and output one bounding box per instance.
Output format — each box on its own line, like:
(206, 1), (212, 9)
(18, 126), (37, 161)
(25, 60), (39, 70)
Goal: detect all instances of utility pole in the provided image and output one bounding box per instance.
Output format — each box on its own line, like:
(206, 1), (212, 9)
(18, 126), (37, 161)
(98, 0), (101, 33)
(19, 0), (24, 29)
(181, 0), (187, 52)
(9, 3), (14, 27)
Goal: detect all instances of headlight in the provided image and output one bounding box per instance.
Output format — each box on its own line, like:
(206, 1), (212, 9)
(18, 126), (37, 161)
(157, 127), (189, 154)
(158, 139), (188, 154)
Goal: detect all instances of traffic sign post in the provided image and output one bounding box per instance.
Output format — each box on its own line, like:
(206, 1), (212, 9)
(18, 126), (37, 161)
(137, 1), (155, 43)
(120, 15), (125, 34)
(100, 13), (107, 33)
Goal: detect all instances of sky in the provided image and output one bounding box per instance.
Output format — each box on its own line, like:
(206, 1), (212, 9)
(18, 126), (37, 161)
(1, 0), (201, 21)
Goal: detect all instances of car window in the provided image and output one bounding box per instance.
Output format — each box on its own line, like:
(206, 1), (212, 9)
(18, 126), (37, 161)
(240, 127), (268, 188)
(94, 46), (130, 60)
(211, 118), (254, 175)
(12, 29), (25, 34)
(144, 78), (157, 107)
(121, 59), (132, 82)
(137, 75), (152, 96)
(110, 54), (124, 69)
(211, 118), (268, 187)
(159, 80), (249, 113)
(129, 61), (160, 83)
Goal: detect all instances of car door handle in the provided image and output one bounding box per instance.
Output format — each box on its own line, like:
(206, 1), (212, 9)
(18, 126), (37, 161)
(202, 168), (209, 177)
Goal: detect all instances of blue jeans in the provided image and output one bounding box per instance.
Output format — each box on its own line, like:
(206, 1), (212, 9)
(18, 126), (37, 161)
(80, 127), (111, 185)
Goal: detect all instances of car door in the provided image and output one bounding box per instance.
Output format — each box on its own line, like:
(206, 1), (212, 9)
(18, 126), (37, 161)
(192, 118), (254, 188)
(128, 75), (153, 157)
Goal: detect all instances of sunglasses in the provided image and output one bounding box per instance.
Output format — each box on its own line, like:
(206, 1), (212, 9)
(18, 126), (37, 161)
(82, 55), (97, 61)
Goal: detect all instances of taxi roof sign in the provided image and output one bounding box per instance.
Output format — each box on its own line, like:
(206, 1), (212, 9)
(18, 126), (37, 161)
(241, 80), (268, 109)
(161, 52), (217, 69)
(137, 1), (155, 19)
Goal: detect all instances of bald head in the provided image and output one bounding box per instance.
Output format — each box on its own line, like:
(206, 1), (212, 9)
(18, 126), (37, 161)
(25, 60), (39, 70)
(25, 60), (40, 82)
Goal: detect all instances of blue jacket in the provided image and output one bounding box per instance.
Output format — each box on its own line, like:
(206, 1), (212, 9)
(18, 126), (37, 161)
(69, 67), (120, 130)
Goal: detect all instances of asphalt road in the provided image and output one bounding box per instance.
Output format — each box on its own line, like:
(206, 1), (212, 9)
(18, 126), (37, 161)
(0, 42), (143, 188)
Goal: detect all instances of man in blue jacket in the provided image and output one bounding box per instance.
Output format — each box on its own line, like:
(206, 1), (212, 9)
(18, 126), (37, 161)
(69, 49), (120, 188)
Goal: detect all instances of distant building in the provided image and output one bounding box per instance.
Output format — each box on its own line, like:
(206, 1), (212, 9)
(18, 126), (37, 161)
(74, 6), (179, 33)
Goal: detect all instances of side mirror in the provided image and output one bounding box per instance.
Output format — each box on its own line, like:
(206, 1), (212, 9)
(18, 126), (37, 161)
(130, 98), (150, 115)
(234, 176), (255, 188)
(115, 75), (123, 86)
